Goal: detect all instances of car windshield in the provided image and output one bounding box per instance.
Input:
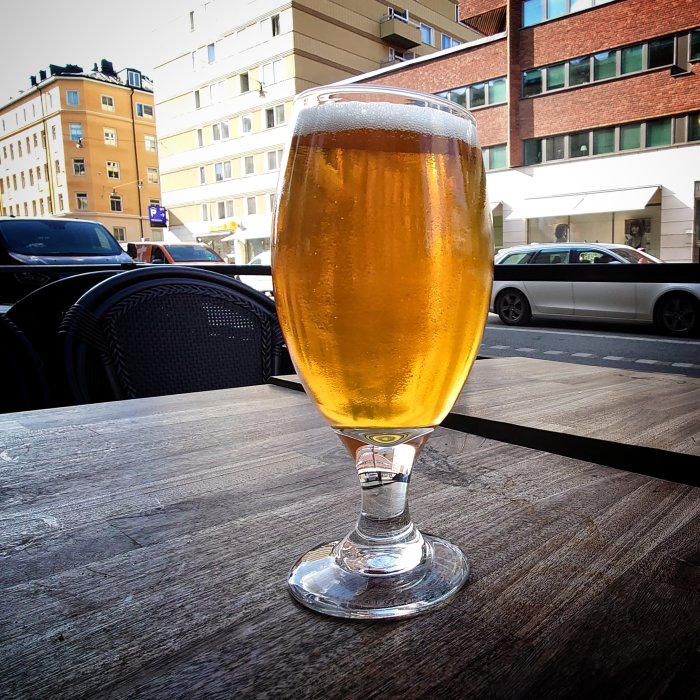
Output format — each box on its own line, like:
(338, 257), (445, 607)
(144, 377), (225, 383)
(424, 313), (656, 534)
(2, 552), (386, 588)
(164, 245), (223, 262)
(0, 219), (124, 256)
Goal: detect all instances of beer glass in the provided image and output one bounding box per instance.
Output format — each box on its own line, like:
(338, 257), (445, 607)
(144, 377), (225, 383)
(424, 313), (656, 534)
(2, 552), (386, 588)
(272, 85), (493, 619)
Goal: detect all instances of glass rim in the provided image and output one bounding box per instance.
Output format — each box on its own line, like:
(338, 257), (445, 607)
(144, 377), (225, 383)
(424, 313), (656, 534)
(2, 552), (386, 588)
(293, 83), (476, 125)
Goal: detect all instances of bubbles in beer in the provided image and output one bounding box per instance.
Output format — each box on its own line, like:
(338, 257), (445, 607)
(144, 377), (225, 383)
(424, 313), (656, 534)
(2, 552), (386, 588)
(294, 100), (477, 146)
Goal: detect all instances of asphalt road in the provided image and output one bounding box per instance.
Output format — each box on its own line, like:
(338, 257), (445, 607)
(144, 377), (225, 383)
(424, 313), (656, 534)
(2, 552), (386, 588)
(480, 314), (700, 378)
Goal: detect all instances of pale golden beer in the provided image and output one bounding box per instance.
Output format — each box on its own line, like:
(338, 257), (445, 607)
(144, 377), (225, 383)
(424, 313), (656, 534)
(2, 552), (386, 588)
(273, 98), (493, 429)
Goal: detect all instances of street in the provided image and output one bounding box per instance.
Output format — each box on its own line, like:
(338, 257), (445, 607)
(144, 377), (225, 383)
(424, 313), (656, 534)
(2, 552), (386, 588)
(480, 314), (700, 378)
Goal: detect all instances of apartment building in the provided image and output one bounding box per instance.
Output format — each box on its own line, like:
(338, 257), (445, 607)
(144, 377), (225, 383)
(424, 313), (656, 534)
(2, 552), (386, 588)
(0, 61), (162, 244)
(346, 0), (700, 261)
(153, 0), (480, 262)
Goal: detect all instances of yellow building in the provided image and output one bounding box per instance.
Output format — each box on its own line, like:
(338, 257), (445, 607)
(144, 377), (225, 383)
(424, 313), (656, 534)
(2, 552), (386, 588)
(0, 61), (162, 244)
(154, 0), (480, 261)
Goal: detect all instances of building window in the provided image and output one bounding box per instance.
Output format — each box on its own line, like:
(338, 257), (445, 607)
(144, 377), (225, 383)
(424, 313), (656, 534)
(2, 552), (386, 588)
(522, 0), (615, 27)
(546, 63), (566, 90)
(32, 201), (37, 215)
(246, 196), (257, 215)
(147, 167), (159, 184)
(136, 103), (153, 118)
(201, 203), (209, 221)
(267, 149), (284, 171)
(24, 202), (29, 216)
(621, 44), (643, 74)
(487, 78), (507, 104)
(29, 170), (34, 185)
(689, 112), (700, 141)
(39, 199), (45, 214)
(217, 200), (235, 219)
(592, 127), (615, 154)
(107, 161), (120, 179)
(244, 155), (254, 175)
(76, 192), (88, 210)
(17, 141), (22, 157)
(212, 121), (230, 141)
(104, 128), (117, 146)
(691, 29), (700, 60)
(207, 43), (216, 63)
(145, 135), (157, 151)
(127, 70), (142, 88)
(101, 95), (115, 111)
(523, 139), (541, 165)
(484, 144), (507, 170)
(57, 194), (64, 212)
(73, 158), (85, 175)
(69, 123), (82, 141)
(66, 90), (79, 106)
(55, 159), (61, 174)
(620, 123), (641, 150)
(189, 10), (195, 31)
(265, 104), (285, 128)
(523, 69), (542, 97)
(214, 161), (232, 181)
(420, 24), (434, 46)
(271, 13), (280, 36)
(646, 117), (672, 147)
(26, 136), (31, 153)
(469, 83), (486, 108)
(194, 90), (201, 109)
(110, 194), (123, 212)
(593, 51), (616, 81)
(241, 115), (252, 133)
(569, 132), (590, 158)
(442, 34), (459, 50)
(33, 133), (38, 148)
(240, 72), (250, 93)
(197, 128), (204, 147)
(262, 60), (285, 85)
(200, 166), (206, 184)
(21, 172), (25, 187)
(569, 57), (591, 86)
(648, 36), (674, 69)
(113, 226), (126, 242)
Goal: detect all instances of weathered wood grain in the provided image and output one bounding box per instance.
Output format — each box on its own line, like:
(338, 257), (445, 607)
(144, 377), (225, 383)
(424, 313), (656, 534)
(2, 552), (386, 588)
(0, 380), (699, 700)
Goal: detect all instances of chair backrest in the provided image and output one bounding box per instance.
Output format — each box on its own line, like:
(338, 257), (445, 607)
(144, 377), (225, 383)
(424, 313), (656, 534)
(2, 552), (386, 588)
(6, 270), (125, 406)
(58, 266), (289, 404)
(0, 314), (50, 413)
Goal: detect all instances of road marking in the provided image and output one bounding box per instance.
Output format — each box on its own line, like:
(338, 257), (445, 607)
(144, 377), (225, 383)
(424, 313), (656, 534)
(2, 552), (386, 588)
(603, 356), (625, 361)
(571, 352), (594, 357)
(672, 362), (695, 368)
(635, 359), (661, 365)
(515, 347), (537, 353)
(543, 350), (565, 355)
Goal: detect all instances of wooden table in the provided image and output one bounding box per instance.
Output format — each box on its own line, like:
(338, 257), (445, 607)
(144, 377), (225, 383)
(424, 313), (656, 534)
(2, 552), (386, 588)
(1, 358), (699, 699)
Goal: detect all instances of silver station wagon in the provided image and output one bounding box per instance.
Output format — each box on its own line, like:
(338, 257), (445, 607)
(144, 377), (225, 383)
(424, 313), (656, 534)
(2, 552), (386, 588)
(490, 242), (700, 337)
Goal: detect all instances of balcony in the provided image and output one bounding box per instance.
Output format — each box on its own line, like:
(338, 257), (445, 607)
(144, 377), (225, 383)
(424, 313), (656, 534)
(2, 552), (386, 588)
(379, 16), (420, 49)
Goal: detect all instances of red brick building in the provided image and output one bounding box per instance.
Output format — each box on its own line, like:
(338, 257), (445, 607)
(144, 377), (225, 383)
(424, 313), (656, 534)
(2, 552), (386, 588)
(346, 0), (700, 261)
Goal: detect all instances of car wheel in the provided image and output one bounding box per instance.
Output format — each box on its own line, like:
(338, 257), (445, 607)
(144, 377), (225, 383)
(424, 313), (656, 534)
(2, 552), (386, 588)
(495, 289), (532, 326)
(653, 293), (700, 337)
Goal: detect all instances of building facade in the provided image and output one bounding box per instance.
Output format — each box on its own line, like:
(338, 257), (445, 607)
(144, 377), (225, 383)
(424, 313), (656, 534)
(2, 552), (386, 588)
(0, 62), (162, 244)
(346, 0), (700, 262)
(153, 0), (480, 261)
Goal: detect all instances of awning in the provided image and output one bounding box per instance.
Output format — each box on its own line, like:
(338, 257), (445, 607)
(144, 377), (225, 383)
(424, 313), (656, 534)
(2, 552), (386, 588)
(506, 186), (661, 220)
(505, 195), (584, 220)
(572, 186), (660, 214)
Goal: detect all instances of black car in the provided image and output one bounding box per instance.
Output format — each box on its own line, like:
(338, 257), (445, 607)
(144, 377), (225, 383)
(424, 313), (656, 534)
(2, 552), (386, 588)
(0, 217), (132, 265)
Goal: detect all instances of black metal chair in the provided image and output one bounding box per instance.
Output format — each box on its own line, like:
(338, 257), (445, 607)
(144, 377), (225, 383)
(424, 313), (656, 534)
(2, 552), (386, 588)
(6, 270), (126, 407)
(58, 266), (290, 404)
(0, 314), (50, 413)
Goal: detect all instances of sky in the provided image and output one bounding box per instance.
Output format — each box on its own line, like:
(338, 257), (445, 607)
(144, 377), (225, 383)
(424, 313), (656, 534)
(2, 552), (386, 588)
(0, 0), (189, 103)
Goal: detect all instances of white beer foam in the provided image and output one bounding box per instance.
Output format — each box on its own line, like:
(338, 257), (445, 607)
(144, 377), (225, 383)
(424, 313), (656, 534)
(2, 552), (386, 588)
(294, 99), (477, 145)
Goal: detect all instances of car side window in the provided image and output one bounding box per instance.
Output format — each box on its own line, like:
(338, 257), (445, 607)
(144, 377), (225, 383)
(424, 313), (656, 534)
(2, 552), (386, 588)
(532, 250), (569, 264)
(151, 247), (166, 263)
(499, 252), (534, 264)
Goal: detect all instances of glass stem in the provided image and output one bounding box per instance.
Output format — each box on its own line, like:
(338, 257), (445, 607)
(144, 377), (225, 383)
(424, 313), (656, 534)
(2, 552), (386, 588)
(335, 428), (433, 576)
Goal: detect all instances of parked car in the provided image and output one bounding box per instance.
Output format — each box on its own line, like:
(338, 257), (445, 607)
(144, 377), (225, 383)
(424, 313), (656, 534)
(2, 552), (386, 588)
(126, 241), (225, 265)
(490, 242), (700, 337)
(0, 217), (132, 265)
(235, 250), (273, 297)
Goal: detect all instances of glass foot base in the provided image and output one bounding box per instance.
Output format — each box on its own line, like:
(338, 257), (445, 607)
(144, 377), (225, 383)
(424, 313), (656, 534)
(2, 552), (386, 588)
(287, 533), (469, 620)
